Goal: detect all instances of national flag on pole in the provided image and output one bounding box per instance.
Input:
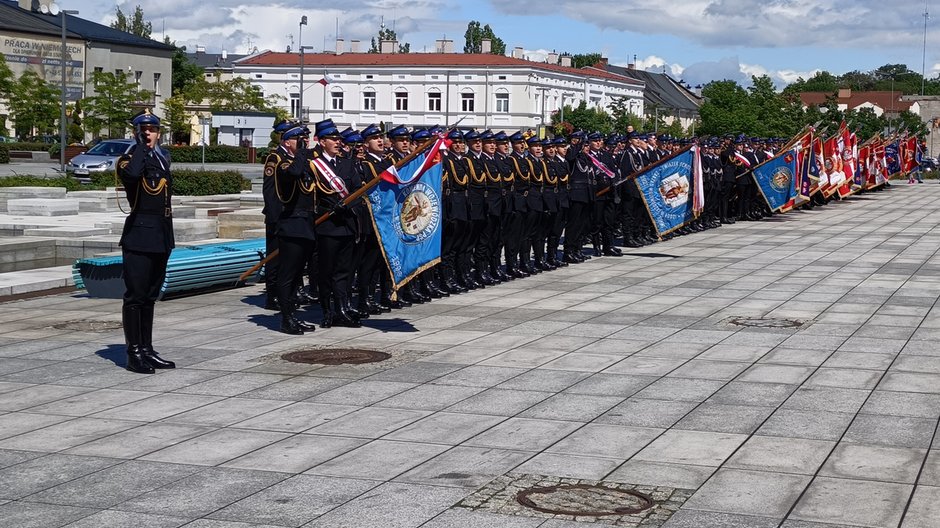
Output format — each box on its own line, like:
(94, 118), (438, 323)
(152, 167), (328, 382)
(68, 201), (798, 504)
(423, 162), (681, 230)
(317, 74), (335, 86)
(367, 146), (445, 293)
(378, 137), (448, 184)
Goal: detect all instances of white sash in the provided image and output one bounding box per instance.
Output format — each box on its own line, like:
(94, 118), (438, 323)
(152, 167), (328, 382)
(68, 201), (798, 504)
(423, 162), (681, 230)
(312, 156), (349, 198)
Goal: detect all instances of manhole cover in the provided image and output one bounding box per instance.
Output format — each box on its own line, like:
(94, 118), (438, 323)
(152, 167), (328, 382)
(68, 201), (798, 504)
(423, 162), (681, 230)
(281, 348), (390, 365)
(52, 320), (123, 332)
(727, 316), (806, 329)
(516, 484), (653, 517)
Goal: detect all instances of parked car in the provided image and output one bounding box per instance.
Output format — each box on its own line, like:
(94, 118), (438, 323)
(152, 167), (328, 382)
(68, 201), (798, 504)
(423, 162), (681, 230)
(66, 139), (135, 181)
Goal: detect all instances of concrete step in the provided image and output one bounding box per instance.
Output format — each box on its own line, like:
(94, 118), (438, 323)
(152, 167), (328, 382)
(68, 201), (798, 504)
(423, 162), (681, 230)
(0, 265), (74, 296)
(7, 198), (80, 216)
(173, 218), (218, 242)
(0, 187), (67, 212)
(22, 226), (111, 237)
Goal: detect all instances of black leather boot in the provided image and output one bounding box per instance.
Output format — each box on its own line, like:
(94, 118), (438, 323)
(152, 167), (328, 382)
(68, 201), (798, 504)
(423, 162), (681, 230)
(139, 306), (174, 369)
(320, 299), (334, 328)
(280, 313), (304, 335)
(333, 296), (361, 328)
(126, 345), (154, 374)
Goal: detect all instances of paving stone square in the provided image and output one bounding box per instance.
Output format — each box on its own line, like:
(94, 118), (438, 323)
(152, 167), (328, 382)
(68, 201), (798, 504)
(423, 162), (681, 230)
(1, 186), (939, 526)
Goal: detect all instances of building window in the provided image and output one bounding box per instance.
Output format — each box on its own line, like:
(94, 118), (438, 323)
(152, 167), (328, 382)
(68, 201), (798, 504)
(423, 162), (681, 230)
(254, 73), (262, 79)
(427, 92), (441, 112)
(290, 93), (299, 117)
(495, 92), (509, 113)
(152, 73), (161, 96)
(93, 66), (103, 74)
(498, 75), (507, 80)
(395, 91), (408, 111)
(461, 92), (474, 112)
(363, 91), (376, 111)
(365, 74), (374, 80)
(331, 91), (344, 110)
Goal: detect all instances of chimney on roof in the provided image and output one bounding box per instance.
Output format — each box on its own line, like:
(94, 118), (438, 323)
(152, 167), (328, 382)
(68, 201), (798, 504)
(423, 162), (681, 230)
(547, 51), (559, 65)
(195, 46), (206, 55)
(598, 57), (609, 69)
(221, 50), (227, 61)
(560, 54), (572, 68)
(511, 46), (524, 59)
(350, 40), (361, 53)
(435, 39), (454, 53)
(335, 38), (344, 55)
(627, 62), (635, 70)
(481, 38), (492, 54)
(380, 39), (397, 53)
(838, 88), (851, 99)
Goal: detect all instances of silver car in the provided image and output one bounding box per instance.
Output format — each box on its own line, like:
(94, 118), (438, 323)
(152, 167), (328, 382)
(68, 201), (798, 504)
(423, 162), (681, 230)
(67, 139), (135, 181)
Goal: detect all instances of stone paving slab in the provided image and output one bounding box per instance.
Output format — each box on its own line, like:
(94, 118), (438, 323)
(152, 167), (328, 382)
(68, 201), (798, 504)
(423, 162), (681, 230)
(0, 185), (938, 527)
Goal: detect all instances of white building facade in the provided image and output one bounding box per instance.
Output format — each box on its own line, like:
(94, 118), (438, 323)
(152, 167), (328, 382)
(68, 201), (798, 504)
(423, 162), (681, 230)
(234, 49), (645, 131)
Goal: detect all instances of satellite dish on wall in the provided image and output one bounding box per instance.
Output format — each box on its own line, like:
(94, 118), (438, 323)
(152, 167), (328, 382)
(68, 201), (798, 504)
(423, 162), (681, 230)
(39, 4), (49, 13)
(49, 3), (60, 15)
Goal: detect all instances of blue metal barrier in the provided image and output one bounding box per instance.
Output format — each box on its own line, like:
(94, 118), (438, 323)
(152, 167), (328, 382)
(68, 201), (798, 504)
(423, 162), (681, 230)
(73, 238), (266, 299)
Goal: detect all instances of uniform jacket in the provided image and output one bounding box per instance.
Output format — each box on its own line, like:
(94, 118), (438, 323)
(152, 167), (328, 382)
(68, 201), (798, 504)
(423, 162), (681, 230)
(118, 144), (175, 254)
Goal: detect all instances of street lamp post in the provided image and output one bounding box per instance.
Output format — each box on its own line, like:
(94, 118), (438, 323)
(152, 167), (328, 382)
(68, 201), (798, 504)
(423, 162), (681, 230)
(297, 16), (307, 120)
(59, 9), (79, 172)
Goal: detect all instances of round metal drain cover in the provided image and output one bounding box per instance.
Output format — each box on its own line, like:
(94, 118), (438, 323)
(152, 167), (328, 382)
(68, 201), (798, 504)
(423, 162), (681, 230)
(52, 320), (123, 332)
(281, 348), (390, 365)
(516, 484), (654, 517)
(727, 317), (805, 329)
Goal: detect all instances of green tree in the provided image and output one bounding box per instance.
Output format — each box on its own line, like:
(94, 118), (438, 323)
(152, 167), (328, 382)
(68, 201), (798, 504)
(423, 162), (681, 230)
(699, 80), (756, 135)
(463, 21), (506, 55)
(81, 70), (153, 138)
(748, 74), (804, 137)
(162, 93), (191, 144)
(164, 37), (204, 96)
(7, 71), (60, 138)
(369, 26), (410, 53)
(0, 54), (14, 100)
(552, 101), (612, 134)
(186, 74), (284, 115)
(608, 96), (644, 133)
(844, 107), (884, 142)
(569, 53), (602, 69)
(893, 110), (928, 137)
(110, 5), (152, 39)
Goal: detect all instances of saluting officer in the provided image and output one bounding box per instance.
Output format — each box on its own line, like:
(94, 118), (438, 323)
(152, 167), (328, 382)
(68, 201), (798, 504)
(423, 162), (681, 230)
(269, 124), (319, 334)
(117, 109), (176, 374)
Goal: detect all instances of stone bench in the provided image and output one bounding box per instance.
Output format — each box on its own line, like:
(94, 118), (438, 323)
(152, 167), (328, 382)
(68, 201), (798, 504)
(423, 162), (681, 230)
(0, 187), (67, 212)
(7, 198), (79, 216)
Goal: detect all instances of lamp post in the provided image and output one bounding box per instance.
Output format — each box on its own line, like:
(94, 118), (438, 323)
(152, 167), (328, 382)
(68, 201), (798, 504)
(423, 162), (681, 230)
(297, 15), (307, 120)
(59, 9), (79, 172)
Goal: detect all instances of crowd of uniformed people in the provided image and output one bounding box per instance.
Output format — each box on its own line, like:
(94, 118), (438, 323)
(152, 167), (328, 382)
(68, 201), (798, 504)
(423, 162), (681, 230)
(261, 118), (800, 336)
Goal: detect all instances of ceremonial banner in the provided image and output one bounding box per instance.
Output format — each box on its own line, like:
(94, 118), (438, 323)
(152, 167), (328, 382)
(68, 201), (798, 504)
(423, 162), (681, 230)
(368, 146), (445, 291)
(885, 141), (901, 177)
(634, 146), (698, 236)
(752, 149), (798, 212)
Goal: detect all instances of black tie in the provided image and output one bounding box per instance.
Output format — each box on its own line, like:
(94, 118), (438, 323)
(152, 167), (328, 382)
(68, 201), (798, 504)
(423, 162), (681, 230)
(329, 158), (337, 169)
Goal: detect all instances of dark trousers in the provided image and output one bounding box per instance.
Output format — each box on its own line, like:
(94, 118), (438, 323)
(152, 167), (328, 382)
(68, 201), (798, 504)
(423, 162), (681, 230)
(442, 218), (469, 280)
(592, 199), (616, 244)
(534, 211), (554, 261)
(276, 236), (314, 317)
(357, 233), (381, 306)
(122, 249), (169, 347)
(475, 215), (499, 269)
(549, 207), (567, 258)
(521, 210), (540, 265)
(316, 234), (355, 309)
(264, 224), (278, 299)
(463, 218), (484, 274)
(721, 181), (737, 219)
(564, 201), (589, 253)
(503, 210), (523, 268)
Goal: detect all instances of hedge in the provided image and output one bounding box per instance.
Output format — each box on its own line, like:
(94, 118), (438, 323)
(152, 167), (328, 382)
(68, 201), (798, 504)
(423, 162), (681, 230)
(171, 169), (251, 195)
(0, 144), (8, 164)
(166, 145), (250, 163)
(0, 175), (83, 191)
(6, 142), (55, 152)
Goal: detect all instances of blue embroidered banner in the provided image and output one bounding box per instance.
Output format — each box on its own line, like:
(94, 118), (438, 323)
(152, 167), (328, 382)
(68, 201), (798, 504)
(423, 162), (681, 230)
(634, 147), (697, 236)
(752, 149), (798, 212)
(368, 152), (444, 291)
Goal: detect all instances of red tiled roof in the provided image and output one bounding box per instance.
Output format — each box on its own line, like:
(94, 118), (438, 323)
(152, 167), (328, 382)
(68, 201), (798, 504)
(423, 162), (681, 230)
(799, 91), (913, 112)
(237, 51), (644, 86)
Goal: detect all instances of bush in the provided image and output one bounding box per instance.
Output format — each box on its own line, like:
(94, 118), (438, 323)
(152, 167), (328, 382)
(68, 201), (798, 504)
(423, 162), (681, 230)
(172, 169), (250, 196)
(166, 145), (250, 163)
(90, 170), (118, 188)
(0, 175), (83, 191)
(6, 142), (54, 152)
(0, 144), (8, 164)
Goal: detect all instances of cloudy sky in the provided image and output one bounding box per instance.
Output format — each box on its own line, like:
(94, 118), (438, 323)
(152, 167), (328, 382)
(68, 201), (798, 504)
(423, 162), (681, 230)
(65, 0), (937, 88)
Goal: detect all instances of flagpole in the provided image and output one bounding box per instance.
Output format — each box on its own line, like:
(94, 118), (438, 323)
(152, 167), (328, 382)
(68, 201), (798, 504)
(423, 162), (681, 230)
(237, 137), (440, 282)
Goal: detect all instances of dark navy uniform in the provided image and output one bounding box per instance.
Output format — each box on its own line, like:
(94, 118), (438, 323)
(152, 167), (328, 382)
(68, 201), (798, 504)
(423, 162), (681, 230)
(118, 110), (176, 374)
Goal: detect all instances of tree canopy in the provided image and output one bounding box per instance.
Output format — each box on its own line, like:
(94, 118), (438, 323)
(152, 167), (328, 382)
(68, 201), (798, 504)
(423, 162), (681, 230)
(110, 5), (152, 39)
(463, 21), (506, 55)
(369, 27), (410, 53)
